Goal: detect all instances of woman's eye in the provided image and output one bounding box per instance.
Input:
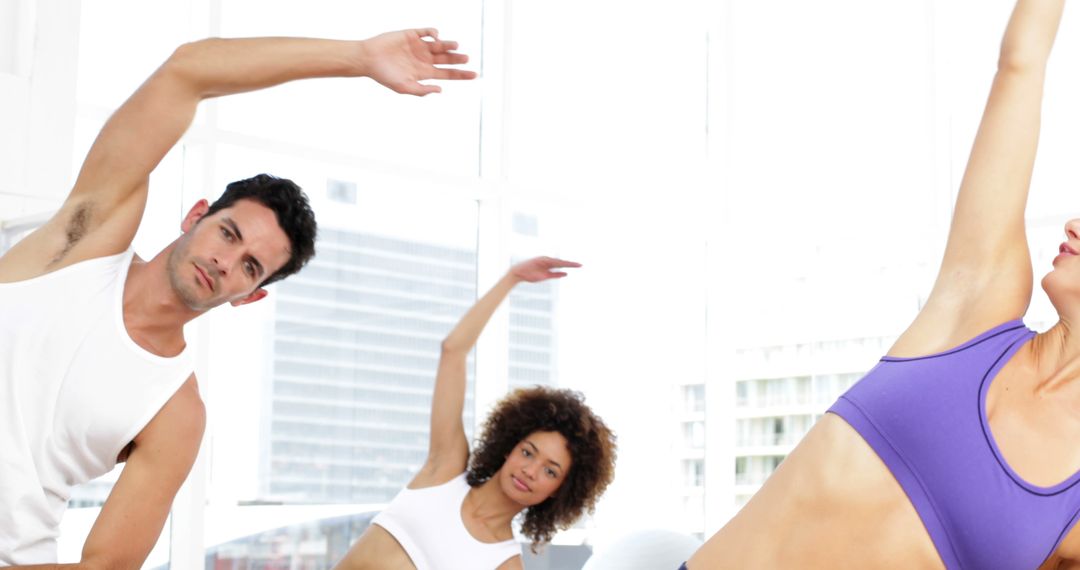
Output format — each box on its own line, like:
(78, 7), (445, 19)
(244, 261), (254, 276)
(546, 468), (556, 478)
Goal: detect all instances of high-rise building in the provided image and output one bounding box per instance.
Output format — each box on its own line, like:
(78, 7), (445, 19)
(265, 227), (476, 503)
(730, 336), (892, 507)
(509, 277), (558, 391)
(264, 227), (557, 504)
(674, 334), (888, 538)
(677, 383), (706, 539)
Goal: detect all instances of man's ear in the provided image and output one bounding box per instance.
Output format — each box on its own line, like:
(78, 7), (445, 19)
(181, 199), (211, 232)
(231, 287), (268, 307)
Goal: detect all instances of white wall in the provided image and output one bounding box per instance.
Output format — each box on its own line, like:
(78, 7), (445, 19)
(0, 0), (80, 219)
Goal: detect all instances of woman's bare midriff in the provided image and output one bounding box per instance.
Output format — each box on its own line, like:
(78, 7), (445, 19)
(335, 524), (416, 570)
(688, 414), (945, 570)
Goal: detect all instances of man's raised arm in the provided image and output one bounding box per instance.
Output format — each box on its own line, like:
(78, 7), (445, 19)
(0, 29), (474, 281)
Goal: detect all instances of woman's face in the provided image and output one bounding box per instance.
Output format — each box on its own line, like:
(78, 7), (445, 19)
(1042, 218), (1080, 312)
(498, 430), (573, 507)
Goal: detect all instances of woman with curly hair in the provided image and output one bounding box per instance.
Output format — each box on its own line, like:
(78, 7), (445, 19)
(336, 256), (617, 570)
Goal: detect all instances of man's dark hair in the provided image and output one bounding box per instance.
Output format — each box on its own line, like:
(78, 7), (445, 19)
(205, 174), (317, 286)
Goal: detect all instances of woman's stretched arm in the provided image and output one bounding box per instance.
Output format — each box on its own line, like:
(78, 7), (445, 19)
(891, 0), (1066, 356)
(410, 257), (580, 487)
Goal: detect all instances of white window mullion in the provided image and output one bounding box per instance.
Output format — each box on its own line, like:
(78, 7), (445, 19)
(170, 1), (220, 565)
(474, 198), (511, 426)
(703, 0), (737, 538)
(473, 0), (515, 425)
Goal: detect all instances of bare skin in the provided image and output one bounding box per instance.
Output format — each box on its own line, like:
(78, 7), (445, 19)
(334, 258), (580, 570)
(0, 29), (475, 570)
(689, 0), (1080, 568)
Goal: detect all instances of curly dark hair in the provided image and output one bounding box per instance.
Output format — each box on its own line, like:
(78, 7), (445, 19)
(205, 173), (317, 286)
(466, 386), (617, 551)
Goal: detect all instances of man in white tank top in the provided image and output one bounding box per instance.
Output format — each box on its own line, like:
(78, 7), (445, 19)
(0, 30), (475, 568)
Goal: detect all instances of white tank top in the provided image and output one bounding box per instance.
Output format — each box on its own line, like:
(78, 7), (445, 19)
(0, 251), (193, 565)
(372, 474), (522, 570)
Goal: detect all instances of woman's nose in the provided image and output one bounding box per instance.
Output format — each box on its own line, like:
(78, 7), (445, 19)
(1065, 219), (1080, 240)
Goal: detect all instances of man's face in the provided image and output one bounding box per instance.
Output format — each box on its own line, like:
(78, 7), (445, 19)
(167, 199), (292, 311)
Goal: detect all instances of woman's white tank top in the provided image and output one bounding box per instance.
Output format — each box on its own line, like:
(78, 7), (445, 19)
(372, 474), (522, 569)
(0, 251), (193, 565)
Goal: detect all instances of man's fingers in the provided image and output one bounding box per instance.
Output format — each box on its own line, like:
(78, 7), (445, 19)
(433, 53), (469, 65)
(427, 39), (459, 53)
(394, 80), (441, 96)
(415, 83), (442, 96)
(432, 68), (478, 81)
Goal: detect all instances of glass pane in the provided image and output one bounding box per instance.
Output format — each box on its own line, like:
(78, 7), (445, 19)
(508, 278), (558, 391)
(214, 0), (483, 179)
(0, 1), (18, 75)
(200, 147), (479, 565)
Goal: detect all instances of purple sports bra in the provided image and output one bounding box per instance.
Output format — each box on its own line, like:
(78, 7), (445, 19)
(828, 319), (1080, 569)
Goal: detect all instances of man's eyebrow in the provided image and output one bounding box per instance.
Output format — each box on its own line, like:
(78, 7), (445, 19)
(223, 217), (243, 242)
(222, 217), (266, 277)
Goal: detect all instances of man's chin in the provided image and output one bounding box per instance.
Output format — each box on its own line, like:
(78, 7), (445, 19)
(174, 285), (218, 312)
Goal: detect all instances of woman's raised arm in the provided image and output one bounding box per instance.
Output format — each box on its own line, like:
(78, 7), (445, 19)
(411, 257), (579, 487)
(892, 0), (1066, 356)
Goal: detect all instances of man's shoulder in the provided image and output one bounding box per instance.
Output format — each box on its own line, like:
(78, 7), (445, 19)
(162, 375), (206, 429)
(134, 375), (206, 448)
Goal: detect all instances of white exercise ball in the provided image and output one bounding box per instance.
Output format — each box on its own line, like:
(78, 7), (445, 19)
(582, 528), (703, 570)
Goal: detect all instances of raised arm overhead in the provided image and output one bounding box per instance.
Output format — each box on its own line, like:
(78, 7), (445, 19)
(414, 257), (580, 487)
(891, 0), (1066, 357)
(0, 29), (475, 284)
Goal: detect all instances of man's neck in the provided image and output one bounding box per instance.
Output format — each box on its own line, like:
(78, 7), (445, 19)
(121, 252), (201, 357)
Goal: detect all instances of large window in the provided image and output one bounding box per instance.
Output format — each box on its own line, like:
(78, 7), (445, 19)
(16, 0), (1078, 566)
(0, 215), (42, 252)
